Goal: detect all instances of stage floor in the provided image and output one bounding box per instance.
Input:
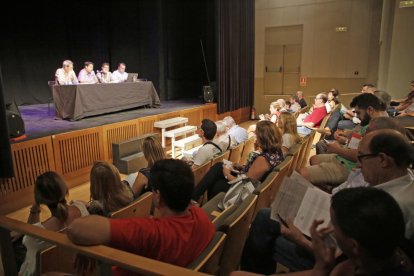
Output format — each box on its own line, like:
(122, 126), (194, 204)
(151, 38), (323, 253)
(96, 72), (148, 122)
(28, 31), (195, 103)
(17, 99), (204, 141)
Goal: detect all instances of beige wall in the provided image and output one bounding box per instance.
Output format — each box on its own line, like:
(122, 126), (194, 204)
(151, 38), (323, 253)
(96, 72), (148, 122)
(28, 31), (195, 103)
(254, 0), (382, 115)
(380, 1), (414, 98)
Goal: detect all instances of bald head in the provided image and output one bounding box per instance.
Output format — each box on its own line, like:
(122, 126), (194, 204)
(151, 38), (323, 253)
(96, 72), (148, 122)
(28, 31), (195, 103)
(362, 130), (414, 169)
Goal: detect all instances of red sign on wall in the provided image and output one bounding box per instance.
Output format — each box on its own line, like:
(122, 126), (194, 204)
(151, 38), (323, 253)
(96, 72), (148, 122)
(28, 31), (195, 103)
(300, 76), (307, 87)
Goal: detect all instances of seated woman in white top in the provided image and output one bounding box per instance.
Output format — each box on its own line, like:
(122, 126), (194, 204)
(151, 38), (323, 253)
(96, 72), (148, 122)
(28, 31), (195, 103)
(15, 172), (89, 275)
(112, 62), (128, 82)
(277, 111), (302, 156)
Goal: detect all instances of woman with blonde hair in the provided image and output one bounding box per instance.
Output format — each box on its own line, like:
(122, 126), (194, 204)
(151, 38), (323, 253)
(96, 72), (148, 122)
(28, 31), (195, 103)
(17, 172), (89, 275)
(193, 120), (284, 200)
(88, 161), (133, 216)
(130, 136), (166, 197)
(277, 112), (302, 156)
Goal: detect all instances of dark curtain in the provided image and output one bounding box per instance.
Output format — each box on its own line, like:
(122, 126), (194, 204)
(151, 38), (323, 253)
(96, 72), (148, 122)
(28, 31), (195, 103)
(216, 0), (254, 113)
(0, 0), (215, 105)
(0, 66), (13, 177)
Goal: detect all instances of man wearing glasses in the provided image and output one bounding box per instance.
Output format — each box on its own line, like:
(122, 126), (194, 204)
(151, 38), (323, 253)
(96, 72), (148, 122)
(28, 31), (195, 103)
(296, 93), (328, 136)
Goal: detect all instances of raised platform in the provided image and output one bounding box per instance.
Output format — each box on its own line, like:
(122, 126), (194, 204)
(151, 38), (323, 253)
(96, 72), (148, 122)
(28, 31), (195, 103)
(0, 101), (251, 214)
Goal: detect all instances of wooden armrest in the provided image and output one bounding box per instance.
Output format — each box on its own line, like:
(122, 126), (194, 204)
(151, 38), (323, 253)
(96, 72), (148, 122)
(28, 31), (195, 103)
(0, 216), (207, 276)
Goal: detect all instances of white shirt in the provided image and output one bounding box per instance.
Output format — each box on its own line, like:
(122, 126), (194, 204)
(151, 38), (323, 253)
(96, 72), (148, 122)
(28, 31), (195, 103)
(112, 70), (128, 82)
(193, 142), (222, 166)
(227, 125), (248, 144)
(96, 71), (113, 83)
(376, 172), (414, 242)
(55, 68), (79, 85)
(290, 102), (301, 113)
(19, 201), (89, 276)
(213, 134), (236, 152)
(325, 102), (332, 113)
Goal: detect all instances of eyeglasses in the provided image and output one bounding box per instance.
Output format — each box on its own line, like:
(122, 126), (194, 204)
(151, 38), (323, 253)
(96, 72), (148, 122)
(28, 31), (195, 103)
(357, 153), (379, 163)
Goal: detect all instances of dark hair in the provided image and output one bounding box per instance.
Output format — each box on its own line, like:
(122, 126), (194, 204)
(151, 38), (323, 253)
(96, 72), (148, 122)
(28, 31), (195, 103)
(291, 95), (299, 102)
(35, 172), (69, 222)
(200, 119), (217, 140)
(101, 62), (109, 67)
(149, 159), (194, 212)
(368, 130), (414, 168)
(350, 93), (386, 111)
(256, 120), (282, 153)
(118, 62), (126, 67)
(329, 88), (340, 104)
(84, 61), (94, 67)
(319, 93), (328, 103)
(332, 187), (405, 259)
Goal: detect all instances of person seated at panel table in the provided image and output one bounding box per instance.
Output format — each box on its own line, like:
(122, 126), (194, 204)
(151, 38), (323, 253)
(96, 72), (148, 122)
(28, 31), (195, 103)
(78, 61), (98, 84)
(96, 62), (113, 83)
(112, 62), (128, 83)
(55, 59), (79, 85)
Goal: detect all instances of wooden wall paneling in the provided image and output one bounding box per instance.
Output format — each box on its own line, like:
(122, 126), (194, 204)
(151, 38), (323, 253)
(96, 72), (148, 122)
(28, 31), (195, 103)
(0, 137), (55, 215)
(180, 108), (202, 126)
(216, 111), (231, 121)
(52, 127), (104, 188)
(102, 119), (139, 161)
(240, 106), (251, 122)
(201, 103), (217, 121)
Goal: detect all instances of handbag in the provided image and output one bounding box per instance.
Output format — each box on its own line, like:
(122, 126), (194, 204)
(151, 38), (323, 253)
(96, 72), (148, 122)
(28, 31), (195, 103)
(218, 174), (260, 210)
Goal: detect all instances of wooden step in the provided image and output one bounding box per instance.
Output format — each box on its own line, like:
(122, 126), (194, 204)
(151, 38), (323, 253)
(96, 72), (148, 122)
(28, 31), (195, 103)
(154, 117), (188, 129)
(164, 125), (197, 138)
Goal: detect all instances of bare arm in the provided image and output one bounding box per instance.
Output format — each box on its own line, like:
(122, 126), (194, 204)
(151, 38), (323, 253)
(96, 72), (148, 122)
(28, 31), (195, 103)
(131, 172), (148, 197)
(246, 156), (271, 181)
(67, 215), (111, 245)
(326, 142), (358, 162)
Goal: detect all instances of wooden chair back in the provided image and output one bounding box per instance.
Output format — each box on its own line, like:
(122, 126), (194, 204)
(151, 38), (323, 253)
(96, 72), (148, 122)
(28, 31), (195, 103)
(187, 232), (227, 275)
(239, 137), (256, 165)
(214, 194), (258, 276)
(299, 130), (316, 169)
(211, 151), (230, 166)
(110, 192), (153, 219)
(271, 156), (293, 201)
(252, 172), (279, 218)
(193, 161), (212, 186)
(0, 216), (207, 276)
(228, 142), (244, 164)
(286, 143), (302, 176)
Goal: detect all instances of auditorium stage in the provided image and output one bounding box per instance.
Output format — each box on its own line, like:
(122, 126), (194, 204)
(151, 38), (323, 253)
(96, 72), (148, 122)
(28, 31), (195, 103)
(17, 99), (204, 141)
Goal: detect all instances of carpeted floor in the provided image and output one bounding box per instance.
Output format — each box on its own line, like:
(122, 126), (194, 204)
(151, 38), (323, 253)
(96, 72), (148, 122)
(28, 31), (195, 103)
(16, 99), (204, 141)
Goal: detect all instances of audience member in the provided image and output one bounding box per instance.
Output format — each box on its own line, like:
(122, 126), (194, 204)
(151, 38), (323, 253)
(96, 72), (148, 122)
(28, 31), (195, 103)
(17, 172), (89, 275)
(192, 120), (284, 201)
(236, 188), (413, 276)
(296, 93), (328, 136)
(223, 116), (248, 144)
(96, 62), (113, 83)
(112, 62), (128, 82)
(326, 88), (339, 112)
(78, 61), (98, 84)
(300, 93), (388, 187)
(88, 161), (133, 216)
(128, 136), (166, 198)
(296, 91), (307, 108)
(289, 95), (302, 112)
(361, 83), (376, 93)
(213, 120), (236, 152)
(277, 112), (301, 156)
(67, 159), (215, 275)
(55, 60), (79, 85)
(183, 119), (221, 168)
(240, 128), (414, 274)
(259, 100), (284, 123)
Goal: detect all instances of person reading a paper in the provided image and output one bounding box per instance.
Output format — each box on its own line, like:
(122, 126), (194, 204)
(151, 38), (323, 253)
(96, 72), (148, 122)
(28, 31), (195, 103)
(240, 129), (414, 274)
(192, 120), (284, 201)
(234, 188), (413, 276)
(299, 93), (389, 190)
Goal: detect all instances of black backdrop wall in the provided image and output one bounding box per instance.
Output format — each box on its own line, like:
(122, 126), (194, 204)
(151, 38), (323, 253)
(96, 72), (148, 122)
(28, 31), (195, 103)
(0, 0), (253, 112)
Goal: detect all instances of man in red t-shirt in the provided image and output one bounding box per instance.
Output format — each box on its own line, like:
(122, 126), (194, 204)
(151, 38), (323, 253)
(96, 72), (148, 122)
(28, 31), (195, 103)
(67, 159), (216, 275)
(297, 93), (328, 136)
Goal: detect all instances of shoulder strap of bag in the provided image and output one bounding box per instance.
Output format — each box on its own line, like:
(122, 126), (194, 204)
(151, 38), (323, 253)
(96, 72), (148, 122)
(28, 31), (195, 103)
(204, 141), (223, 153)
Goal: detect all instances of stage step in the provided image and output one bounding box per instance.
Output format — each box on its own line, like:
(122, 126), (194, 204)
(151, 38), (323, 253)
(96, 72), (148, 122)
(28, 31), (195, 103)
(174, 135), (202, 158)
(165, 125), (198, 158)
(154, 117), (189, 149)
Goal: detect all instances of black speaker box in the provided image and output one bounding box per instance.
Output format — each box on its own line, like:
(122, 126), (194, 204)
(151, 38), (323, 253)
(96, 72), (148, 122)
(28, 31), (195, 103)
(6, 110), (25, 138)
